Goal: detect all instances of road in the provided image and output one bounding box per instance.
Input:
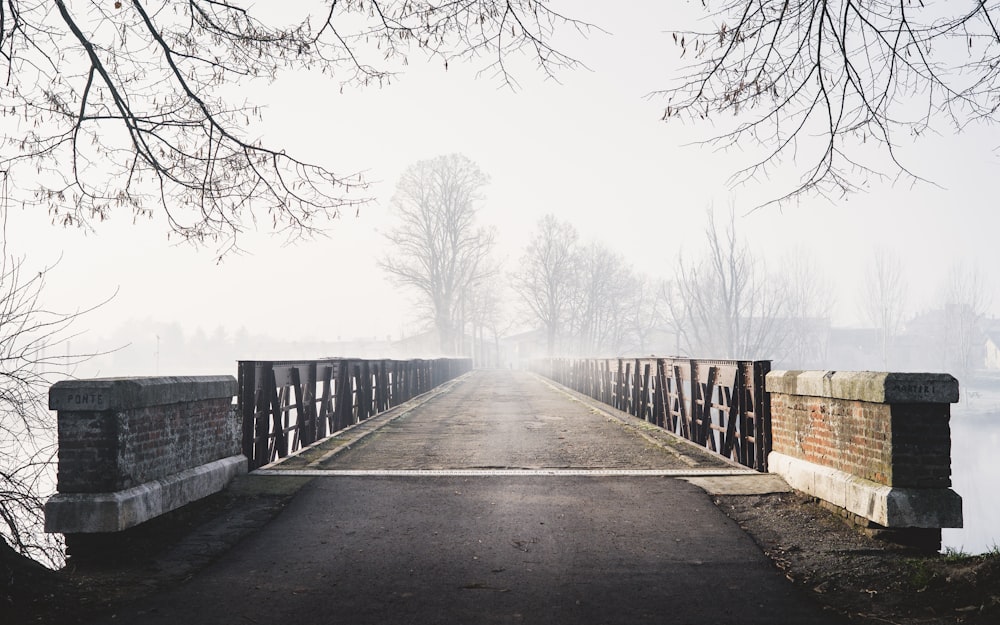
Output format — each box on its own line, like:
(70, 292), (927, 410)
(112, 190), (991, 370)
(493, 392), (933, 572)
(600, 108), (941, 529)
(90, 369), (843, 624)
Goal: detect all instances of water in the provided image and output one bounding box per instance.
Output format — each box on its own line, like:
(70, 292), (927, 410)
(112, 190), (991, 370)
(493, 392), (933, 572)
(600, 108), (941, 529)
(942, 393), (1000, 554)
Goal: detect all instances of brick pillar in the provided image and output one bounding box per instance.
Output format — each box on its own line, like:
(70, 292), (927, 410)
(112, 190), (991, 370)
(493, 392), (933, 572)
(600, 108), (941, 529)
(766, 371), (962, 548)
(45, 376), (246, 536)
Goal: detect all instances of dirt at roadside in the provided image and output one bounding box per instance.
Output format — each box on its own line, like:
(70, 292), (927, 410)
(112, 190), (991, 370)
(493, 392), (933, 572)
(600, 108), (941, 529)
(718, 491), (1000, 625)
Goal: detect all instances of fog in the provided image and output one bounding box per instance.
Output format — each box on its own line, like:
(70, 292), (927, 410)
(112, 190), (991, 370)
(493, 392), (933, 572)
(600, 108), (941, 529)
(6, 2), (1000, 553)
(10, 3), (999, 373)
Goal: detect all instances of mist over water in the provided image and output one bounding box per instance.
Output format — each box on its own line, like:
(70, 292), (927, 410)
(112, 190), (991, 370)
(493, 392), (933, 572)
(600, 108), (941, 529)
(944, 392), (1000, 554)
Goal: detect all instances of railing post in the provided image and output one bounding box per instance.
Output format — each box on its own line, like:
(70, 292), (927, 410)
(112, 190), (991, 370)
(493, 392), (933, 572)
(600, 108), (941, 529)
(290, 366), (310, 448)
(704, 365), (719, 452)
(754, 360), (771, 472)
(640, 362), (651, 422)
(378, 360), (388, 412)
(405, 361), (414, 400)
(653, 359), (666, 428)
(614, 359), (623, 411)
(238, 361), (256, 463)
(731, 362), (748, 467)
(676, 362), (691, 440)
(600, 360), (609, 404)
(410, 360), (419, 398)
(317, 363), (333, 439)
(389, 360), (399, 407)
(272, 368), (287, 461)
(255, 362), (273, 467)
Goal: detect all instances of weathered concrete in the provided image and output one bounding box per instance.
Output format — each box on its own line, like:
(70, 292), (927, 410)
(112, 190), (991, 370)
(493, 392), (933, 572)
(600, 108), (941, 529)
(768, 452), (962, 529)
(765, 370), (959, 404)
(45, 455), (246, 533)
(87, 370), (842, 625)
(681, 474), (793, 496)
(49, 376), (237, 411)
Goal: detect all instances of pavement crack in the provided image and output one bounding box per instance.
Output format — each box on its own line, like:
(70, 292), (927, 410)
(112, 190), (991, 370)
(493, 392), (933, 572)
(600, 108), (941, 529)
(460, 582), (510, 592)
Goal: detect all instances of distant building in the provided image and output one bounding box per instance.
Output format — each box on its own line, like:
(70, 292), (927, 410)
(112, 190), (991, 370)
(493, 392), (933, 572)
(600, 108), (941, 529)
(985, 334), (1000, 370)
(500, 328), (548, 368)
(773, 316), (832, 370)
(392, 329), (446, 359)
(824, 327), (881, 371)
(391, 328), (502, 367)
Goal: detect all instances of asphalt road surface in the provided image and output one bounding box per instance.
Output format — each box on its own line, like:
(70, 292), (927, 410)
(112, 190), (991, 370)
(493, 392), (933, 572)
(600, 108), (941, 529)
(90, 370), (844, 624)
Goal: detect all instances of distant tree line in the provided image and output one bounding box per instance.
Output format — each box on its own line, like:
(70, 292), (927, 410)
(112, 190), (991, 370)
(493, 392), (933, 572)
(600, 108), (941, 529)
(382, 154), (993, 374)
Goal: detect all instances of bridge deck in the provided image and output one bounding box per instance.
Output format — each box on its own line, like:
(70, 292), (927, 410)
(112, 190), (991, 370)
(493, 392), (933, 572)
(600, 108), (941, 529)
(269, 368), (744, 474)
(91, 370), (842, 625)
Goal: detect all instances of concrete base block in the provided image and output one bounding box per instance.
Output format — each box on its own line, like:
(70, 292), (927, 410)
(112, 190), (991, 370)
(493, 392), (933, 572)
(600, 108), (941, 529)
(768, 452), (963, 529)
(682, 474), (792, 496)
(45, 455), (247, 534)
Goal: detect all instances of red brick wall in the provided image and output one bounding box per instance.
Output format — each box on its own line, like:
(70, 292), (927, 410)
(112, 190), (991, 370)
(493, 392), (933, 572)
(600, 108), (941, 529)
(56, 396), (238, 494)
(770, 393), (951, 489)
(888, 403), (952, 489)
(56, 411), (119, 493)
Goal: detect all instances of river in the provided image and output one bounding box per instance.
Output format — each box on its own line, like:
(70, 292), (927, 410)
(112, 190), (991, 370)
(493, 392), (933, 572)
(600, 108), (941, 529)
(942, 390), (1000, 554)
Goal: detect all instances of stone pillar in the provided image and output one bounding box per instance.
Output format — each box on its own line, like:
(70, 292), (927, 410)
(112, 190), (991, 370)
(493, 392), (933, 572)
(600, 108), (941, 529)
(766, 371), (962, 548)
(44, 376), (246, 537)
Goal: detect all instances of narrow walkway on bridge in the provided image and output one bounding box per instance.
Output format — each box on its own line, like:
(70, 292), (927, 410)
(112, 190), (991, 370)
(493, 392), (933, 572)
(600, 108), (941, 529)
(93, 369), (843, 625)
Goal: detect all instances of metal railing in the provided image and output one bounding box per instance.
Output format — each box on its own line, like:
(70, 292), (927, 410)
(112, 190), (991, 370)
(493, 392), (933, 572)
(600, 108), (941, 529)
(532, 357), (772, 471)
(238, 357), (472, 469)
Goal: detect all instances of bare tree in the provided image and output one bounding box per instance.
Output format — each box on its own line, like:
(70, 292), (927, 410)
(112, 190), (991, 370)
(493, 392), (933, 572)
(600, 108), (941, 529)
(1, 1), (589, 257)
(670, 208), (785, 359)
(569, 242), (637, 356)
(465, 275), (515, 367)
(514, 223), (667, 357)
(779, 249), (834, 369)
(940, 263), (990, 383)
(380, 154), (495, 355)
(0, 253), (105, 566)
(512, 215), (579, 357)
(860, 249), (908, 369)
(659, 3), (1000, 205)
(658, 279), (687, 356)
(625, 275), (667, 355)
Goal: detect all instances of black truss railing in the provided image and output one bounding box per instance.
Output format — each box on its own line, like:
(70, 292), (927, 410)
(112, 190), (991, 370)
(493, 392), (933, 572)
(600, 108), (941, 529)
(533, 357), (772, 472)
(238, 357), (473, 470)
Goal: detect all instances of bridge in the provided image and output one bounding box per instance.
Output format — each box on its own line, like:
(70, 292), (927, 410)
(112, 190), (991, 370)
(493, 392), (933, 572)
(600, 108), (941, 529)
(43, 358), (963, 624)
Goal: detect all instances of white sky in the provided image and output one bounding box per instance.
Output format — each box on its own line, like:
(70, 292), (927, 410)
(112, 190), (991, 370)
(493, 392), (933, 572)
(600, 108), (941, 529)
(6, 1), (1000, 358)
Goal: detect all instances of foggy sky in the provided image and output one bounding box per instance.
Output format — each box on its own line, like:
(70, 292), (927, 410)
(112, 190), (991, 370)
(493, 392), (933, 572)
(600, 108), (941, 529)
(7, 1), (1000, 377)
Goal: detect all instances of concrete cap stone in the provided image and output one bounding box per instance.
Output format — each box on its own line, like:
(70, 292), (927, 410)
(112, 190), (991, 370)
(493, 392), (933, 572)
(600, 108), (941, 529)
(765, 370), (959, 404)
(49, 376), (237, 411)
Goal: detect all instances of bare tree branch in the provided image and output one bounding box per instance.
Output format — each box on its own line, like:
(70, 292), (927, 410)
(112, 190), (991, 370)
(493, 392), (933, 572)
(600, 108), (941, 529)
(657, 1), (1000, 206)
(0, 250), (110, 566)
(0, 1), (591, 257)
